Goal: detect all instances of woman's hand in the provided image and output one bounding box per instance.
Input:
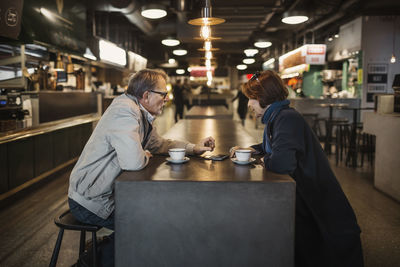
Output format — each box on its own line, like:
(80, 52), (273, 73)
(229, 146), (256, 158)
(193, 136), (216, 155)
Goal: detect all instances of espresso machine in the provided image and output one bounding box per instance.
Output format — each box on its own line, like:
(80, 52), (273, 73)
(0, 89), (29, 132)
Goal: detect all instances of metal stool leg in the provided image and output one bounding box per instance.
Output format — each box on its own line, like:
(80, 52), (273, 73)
(49, 228), (64, 267)
(79, 230), (86, 256)
(92, 231), (98, 267)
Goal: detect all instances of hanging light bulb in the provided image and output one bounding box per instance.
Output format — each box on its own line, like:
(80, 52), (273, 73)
(205, 59), (211, 68)
(204, 41), (211, 51)
(391, 54), (396, 64)
(200, 25), (211, 39)
(205, 51), (212, 60)
(207, 70), (213, 80)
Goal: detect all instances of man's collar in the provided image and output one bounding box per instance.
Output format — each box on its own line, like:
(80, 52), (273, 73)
(138, 103), (155, 123)
(125, 93), (155, 123)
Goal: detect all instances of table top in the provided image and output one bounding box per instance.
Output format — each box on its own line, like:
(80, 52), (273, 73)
(117, 119), (292, 183)
(185, 106), (233, 119)
(315, 103), (349, 108)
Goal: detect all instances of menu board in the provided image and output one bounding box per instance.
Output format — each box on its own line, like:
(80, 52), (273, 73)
(18, 0), (86, 53)
(279, 44), (326, 71)
(128, 51), (147, 71)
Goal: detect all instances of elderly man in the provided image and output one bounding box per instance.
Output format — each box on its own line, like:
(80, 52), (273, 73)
(68, 69), (215, 266)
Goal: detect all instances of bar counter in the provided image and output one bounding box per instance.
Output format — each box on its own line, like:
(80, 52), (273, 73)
(363, 112), (400, 201)
(0, 114), (99, 199)
(115, 119), (295, 267)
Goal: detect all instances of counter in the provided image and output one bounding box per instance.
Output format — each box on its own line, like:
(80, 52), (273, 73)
(115, 119), (295, 267)
(0, 114), (100, 200)
(363, 112), (400, 202)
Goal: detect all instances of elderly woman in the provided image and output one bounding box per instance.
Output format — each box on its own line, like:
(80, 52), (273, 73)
(230, 70), (363, 267)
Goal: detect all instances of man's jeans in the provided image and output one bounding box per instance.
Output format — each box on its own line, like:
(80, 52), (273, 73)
(68, 198), (114, 267)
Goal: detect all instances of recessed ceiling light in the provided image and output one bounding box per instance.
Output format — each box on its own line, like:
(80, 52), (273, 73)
(254, 41), (272, 48)
(161, 38), (180, 46)
(141, 5), (167, 19)
(281, 11), (309, 25)
(243, 58), (255, 64)
(244, 48), (259, 57)
(173, 49), (187, 56)
(176, 69), (185, 74)
(236, 64), (247, 70)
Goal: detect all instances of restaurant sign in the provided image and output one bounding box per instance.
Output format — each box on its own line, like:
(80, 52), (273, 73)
(279, 44), (326, 71)
(0, 0), (23, 40)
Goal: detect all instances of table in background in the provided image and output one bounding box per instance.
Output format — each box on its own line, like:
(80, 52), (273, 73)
(115, 119), (295, 267)
(338, 107), (374, 167)
(315, 103), (349, 154)
(184, 106), (233, 119)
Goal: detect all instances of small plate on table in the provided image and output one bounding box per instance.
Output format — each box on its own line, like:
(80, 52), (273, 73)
(231, 158), (256, 165)
(166, 157), (190, 164)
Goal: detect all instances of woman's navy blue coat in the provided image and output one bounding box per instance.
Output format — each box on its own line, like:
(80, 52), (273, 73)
(252, 107), (363, 267)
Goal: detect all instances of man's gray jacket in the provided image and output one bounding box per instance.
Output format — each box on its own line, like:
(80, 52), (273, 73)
(68, 93), (195, 219)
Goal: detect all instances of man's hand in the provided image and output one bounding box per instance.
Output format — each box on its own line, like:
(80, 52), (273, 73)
(193, 136), (215, 155)
(229, 146), (256, 158)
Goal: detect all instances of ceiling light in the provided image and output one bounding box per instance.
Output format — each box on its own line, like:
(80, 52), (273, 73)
(244, 48), (259, 57)
(200, 25), (211, 39)
(187, 67), (192, 72)
(328, 37), (333, 42)
(141, 4), (167, 19)
(204, 41), (211, 51)
(161, 37), (180, 46)
(236, 64), (247, 70)
(188, 1), (225, 26)
(173, 49), (187, 56)
(243, 58), (255, 64)
(84, 47), (97, 61)
(391, 54), (396, 64)
(254, 41), (272, 48)
(334, 34), (339, 38)
(281, 11), (309, 25)
(263, 58), (275, 69)
(168, 58), (176, 64)
(176, 69), (185, 75)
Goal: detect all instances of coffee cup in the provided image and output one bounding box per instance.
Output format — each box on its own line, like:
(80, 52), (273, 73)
(235, 149), (252, 162)
(168, 148), (186, 160)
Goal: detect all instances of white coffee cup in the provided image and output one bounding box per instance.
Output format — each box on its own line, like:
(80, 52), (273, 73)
(168, 148), (186, 160)
(235, 149), (252, 162)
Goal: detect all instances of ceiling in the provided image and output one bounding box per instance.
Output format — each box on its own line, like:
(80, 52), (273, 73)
(88, 0), (400, 73)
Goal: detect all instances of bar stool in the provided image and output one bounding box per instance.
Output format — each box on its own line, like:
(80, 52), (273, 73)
(302, 113), (324, 140)
(324, 117), (349, 155)
(334, 121), (351, 165)
(49, 209), (101, 267)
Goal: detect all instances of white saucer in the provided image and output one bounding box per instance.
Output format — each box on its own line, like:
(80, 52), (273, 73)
(231, 157), (256, 165)
(166, 157), (190, 164)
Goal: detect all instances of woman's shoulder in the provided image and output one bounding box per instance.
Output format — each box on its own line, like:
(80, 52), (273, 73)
(275, 108), (305, 126)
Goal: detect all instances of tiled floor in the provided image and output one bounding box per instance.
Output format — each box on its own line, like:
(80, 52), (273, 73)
(0, 104), (399, 267)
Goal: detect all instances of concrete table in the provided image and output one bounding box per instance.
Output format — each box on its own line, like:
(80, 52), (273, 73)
(115, 119), (295, 267)
(185, 106), (233, 119)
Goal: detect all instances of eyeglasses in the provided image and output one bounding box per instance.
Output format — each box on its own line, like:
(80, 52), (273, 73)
(250, 71), (266, 90)
(150, 90), (168, 99)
